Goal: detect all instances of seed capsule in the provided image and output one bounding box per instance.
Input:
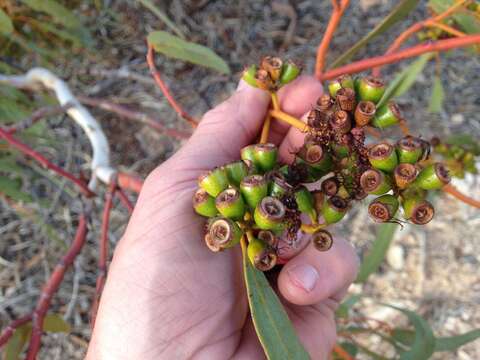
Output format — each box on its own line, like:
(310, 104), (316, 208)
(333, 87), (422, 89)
(198, 168), (229, 197)
(328, 74), (354, 98)
(258, 230), (278, 248)
(279, 60), (301, 85)
(415, 163), (450, 190)
(371, 102), (402, 129)
(255, 69), (273, 90)
(360, 168), (392, 195)
(297, 143), (333, 176)
(269, 174), (293, 197)
(295, 186), (317, 223)
(368, 143), (398, 172)
(261, 56), (283, 81)
(330, 110), (352, 134)
(312, 230), (333, 252)
(394, 163), (418, 189)
(240, 175), (268, 209)
(358, 76), (385, 103)
(402, 196), (434, 225)
(253, 143), (278, 172)
(215, 188), (245, 220)
(207, 217), (243, 250)
(316, 94), (334, 112)
(193, 188), (218, 217)
(242, 65), (258, 88)
(336, 87), (356, 111)
(321, 177), (339, 196)
(247, 237), (277, 271)
(368, 194), (399, 222)
(254, 196), (286, 231)
(322, 196), (349, 224)
(354, 100), (376, 127)
(396, 136), (424, 164)
(224, 161), (250, 187)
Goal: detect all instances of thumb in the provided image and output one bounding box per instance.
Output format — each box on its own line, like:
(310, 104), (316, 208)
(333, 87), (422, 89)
(176, 80), (270, 169)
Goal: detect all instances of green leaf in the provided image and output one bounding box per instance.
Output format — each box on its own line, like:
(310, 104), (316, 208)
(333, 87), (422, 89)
(392, 328), (416, 347)
(428, 75), (445, 113)
(242, 241), (309, 360)
(377, 54), (433, 108)
(0, 8), (13, 35)
(137, 0), (185, 39)
(355, 223), (398, 283)
(446, 134), (480, 155)
(429, 0), (480, 34)
(0, 156), (24, 174)
(43, 314), (71, 333)
(329, 0), (420, 68)
(147, 31), (230, 74)
(383, 304), (435, 360)
(19, 0), (81, 29)
(3, 324), (31, 360)
(0, 176), (32, 203)
(435, 329), (480, 352)
(336, 294), (361, 318)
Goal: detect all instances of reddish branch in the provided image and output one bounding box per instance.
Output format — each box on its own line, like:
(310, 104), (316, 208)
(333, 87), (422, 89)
(332, 344), (354, 360)
(25, 214), (88, 360)
(91, 182), (116, 328)
(0, 314), (33, 347)
(78, 96), (191, 140)
(146, 44), (199, 128)
(0, 127), (94, 197)
(315, 0), (350, 79)
(117, 188), (134, 213)
(6, 104), (72, 134)
(372, 0), (469, 77)
(443, 184), (480, 209)
(117, 172), (143, 194)
(320, 34), (480, 81)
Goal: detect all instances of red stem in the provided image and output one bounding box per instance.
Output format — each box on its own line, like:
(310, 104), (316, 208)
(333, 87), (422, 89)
(26, 214), (88, 360)
(117, 172), (143, 194)
(320, 34), (480, 81)
(0, 314), (33, 347)
(91, 182), (116, 328)
(0, 128), (94, 197)
(146, 44), (199, 128)
(117, 188), (134, 213)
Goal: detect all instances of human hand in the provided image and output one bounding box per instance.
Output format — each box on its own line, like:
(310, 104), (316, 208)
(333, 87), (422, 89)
(87, 76), (359, 360)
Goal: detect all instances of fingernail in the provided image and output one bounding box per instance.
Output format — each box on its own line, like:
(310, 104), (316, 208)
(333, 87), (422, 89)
(287, 264), (319, 292)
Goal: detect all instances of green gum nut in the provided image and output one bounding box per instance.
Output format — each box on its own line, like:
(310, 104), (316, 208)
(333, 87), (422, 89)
(279, 60), (301, 85)
(358, 76), (385, 103)
(414, 163), (451, 190)
(241, 145), (261, 173)
(193, 188), (218, 217)
(360, 168), (392, 195)
(371, 102), (402, 129)
(328, 74), (354, 98)
(269, 174), (293, 197)
(240, 175), (268, 209)
(298, 143), (333, 175)
(254, 196), (286, 231)
(394, 163), (418, 189)
(396, 136), (424, 164)
(215, 188), (245, 220)
(253, 143), (278, 172)
(295, 186), (317, 223)
(322, 196), (349, 224)
(224, 161), (249, 187)
(242, 65), (258, 88)
(207, 217), (243, 250)
(401, 196), (434, 225)
(198, 167), (229, 197)
(368, 143), (398, 172)
(368, 194), (399, 223)
(332, 144), (350, 158)
(247, 237), (277, 271)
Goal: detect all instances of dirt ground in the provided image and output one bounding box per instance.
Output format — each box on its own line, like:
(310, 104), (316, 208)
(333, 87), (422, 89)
(1, 0), (479, 358)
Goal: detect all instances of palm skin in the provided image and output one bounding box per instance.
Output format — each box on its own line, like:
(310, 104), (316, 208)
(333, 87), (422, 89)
(87, 77), (359, 360)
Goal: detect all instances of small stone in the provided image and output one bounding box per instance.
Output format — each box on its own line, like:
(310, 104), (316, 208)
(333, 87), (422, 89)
(451, 113), (464, 124)
(387, 244), (405, 271)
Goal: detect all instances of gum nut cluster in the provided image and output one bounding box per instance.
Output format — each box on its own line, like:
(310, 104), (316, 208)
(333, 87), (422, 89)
(192, 60), (452, 271)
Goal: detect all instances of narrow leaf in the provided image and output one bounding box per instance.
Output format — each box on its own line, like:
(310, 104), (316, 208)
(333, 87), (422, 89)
(330, 0), (420, 68)
(0, 176), (32, 203)
(429, 0), (480, 34)
(3, 324), (31, 360)
(43, 314), (71, 333)
(137, 0), (185, 39)
(435, 329), (480, 352)
(377, 54), (432, 108)
(336, 294), (361, 318)
(355, 223), (398, 283)
(241, 240), (309, 360)
(428, 75), (445, 113)
(19, 0), (81, 29)
(147, 31), (230, 74)
(446, 134), (480, 155)
(0, 8), (13, 35)
(383, 304), (435, 360)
